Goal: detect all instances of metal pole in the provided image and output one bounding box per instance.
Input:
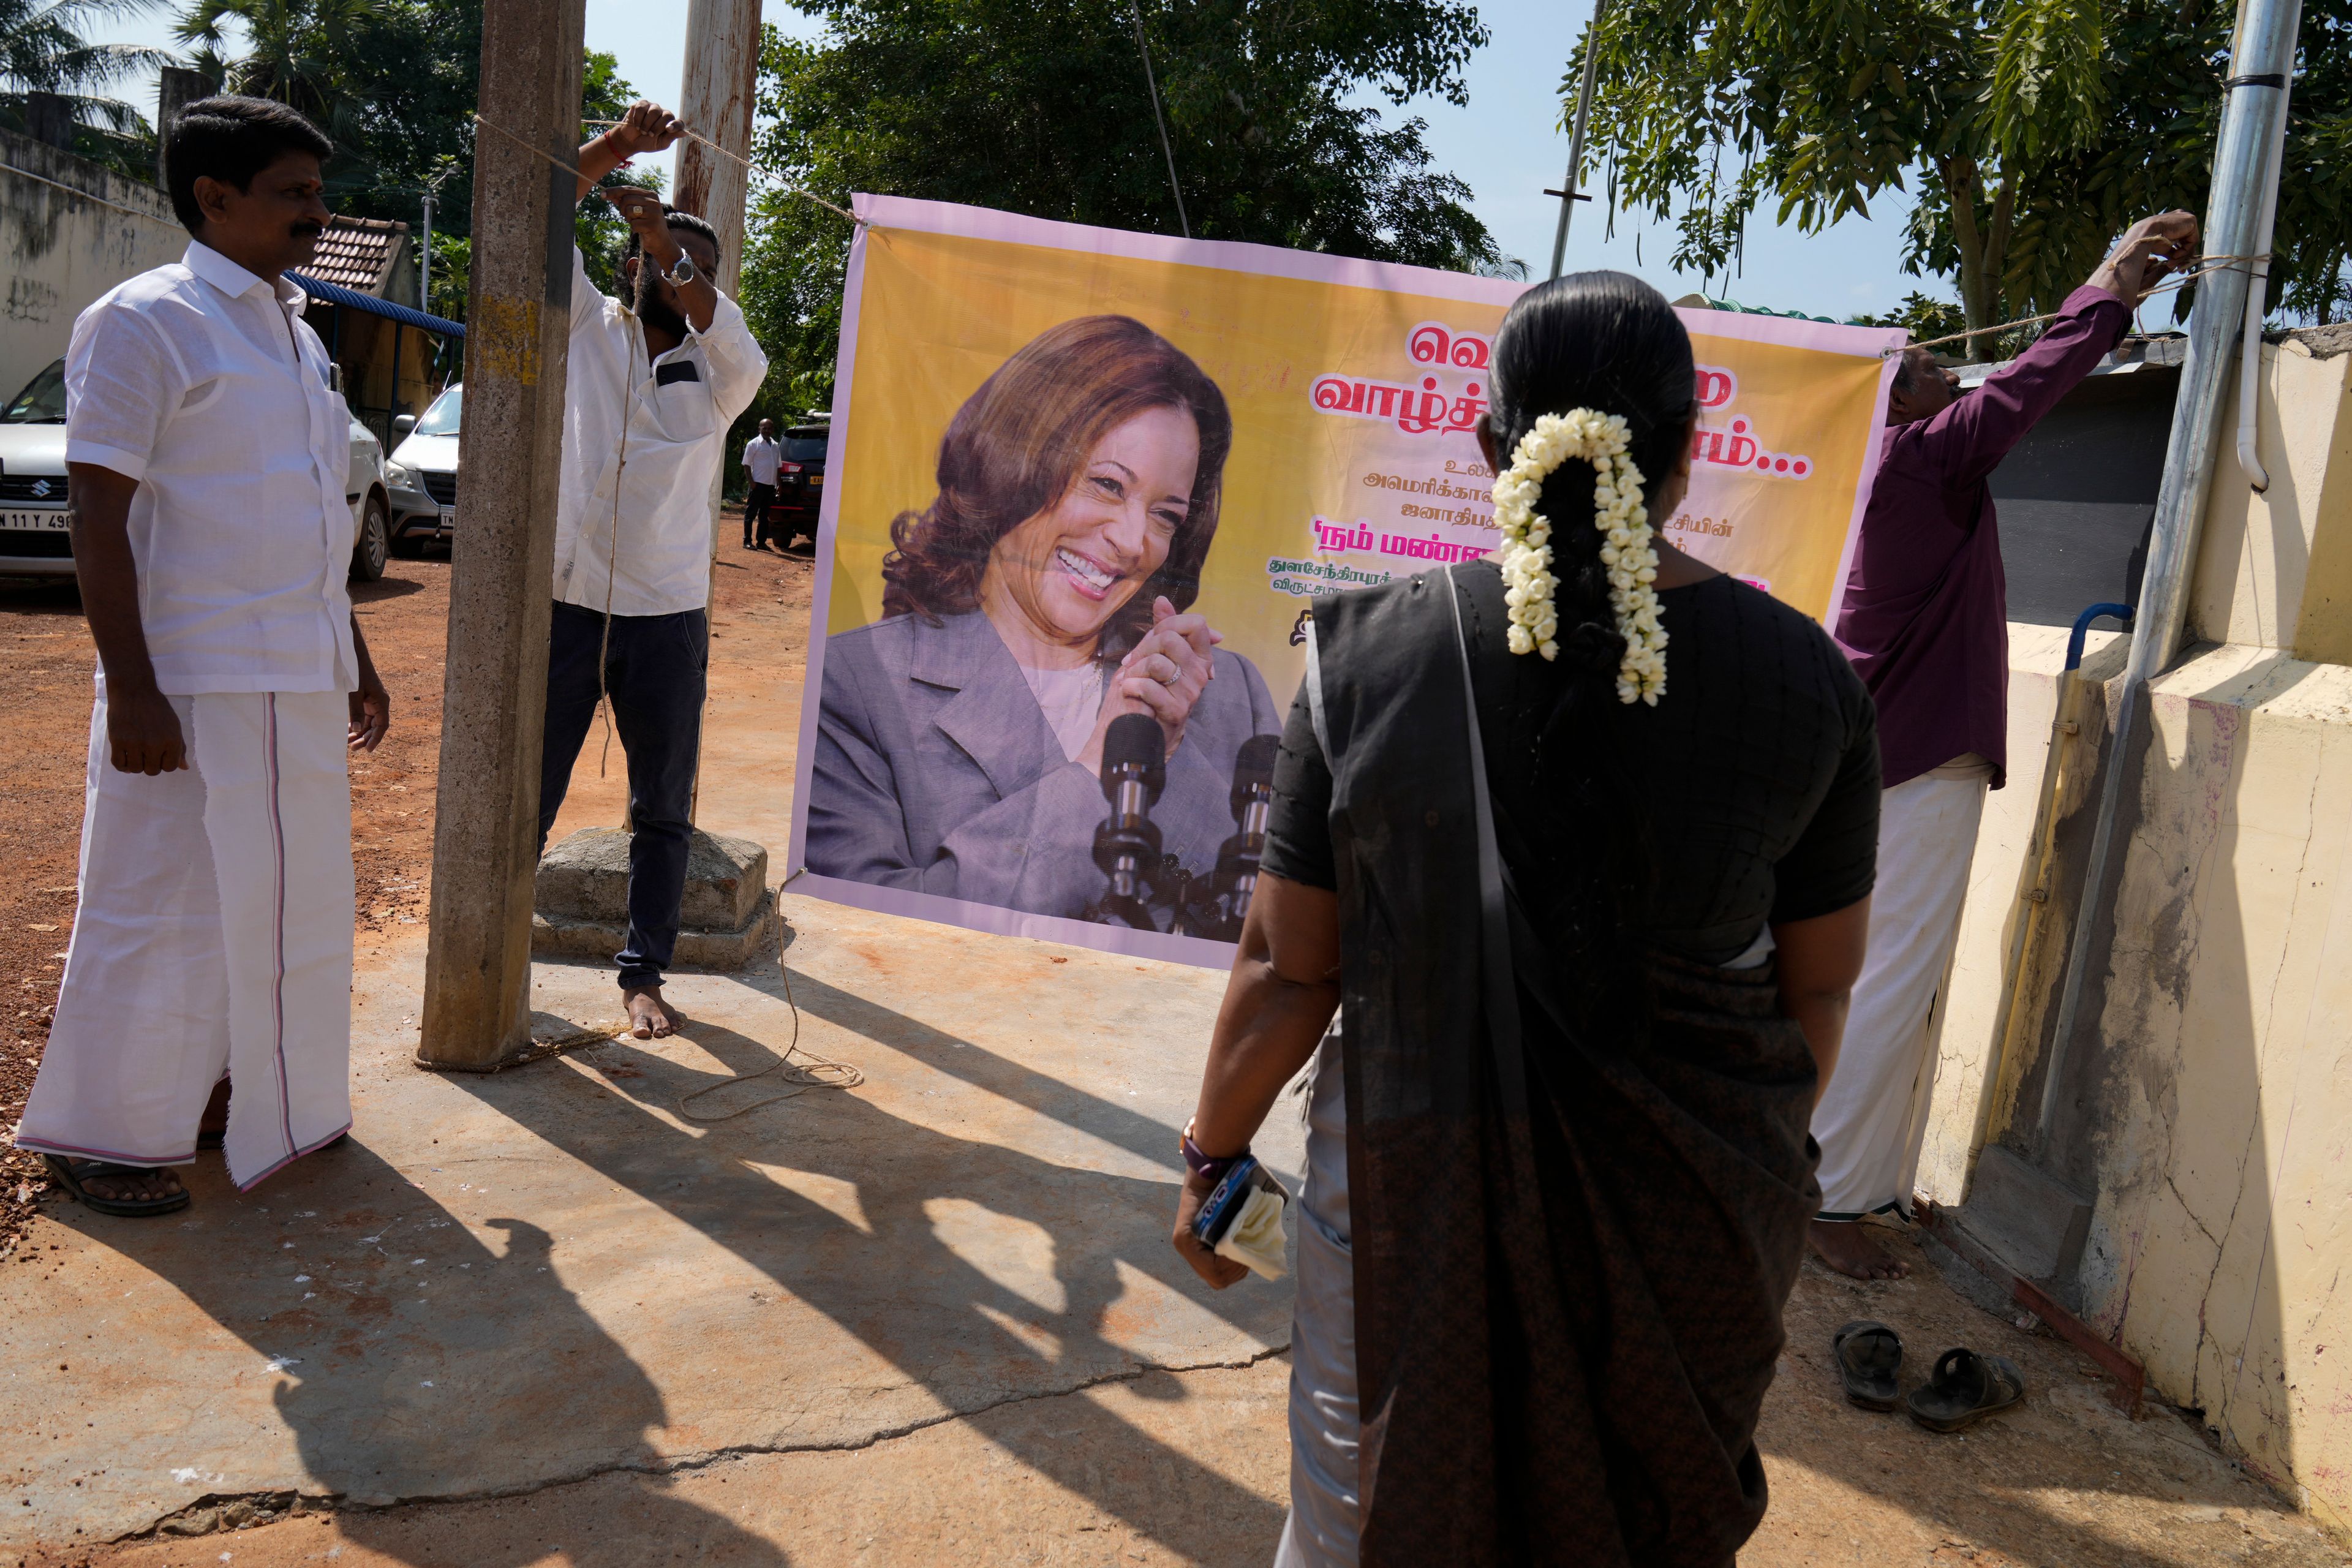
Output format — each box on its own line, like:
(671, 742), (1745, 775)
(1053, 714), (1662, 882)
(2035, 0), (2301, 1141)
(2236, 41), (2294, 491)
(1128, 0), (1189, 239)
(420, 187), (434, 315)
(1549, 0), (1605, 282)
(418, 0), (586, 1071)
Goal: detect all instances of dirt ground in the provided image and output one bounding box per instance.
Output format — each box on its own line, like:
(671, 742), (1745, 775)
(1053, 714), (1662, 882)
(2, 515), (2344, 1566)
(0, 521), (818, 1264)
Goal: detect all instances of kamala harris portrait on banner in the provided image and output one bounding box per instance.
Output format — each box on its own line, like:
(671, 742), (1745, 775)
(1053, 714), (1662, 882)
(807, 314), (1281, 925)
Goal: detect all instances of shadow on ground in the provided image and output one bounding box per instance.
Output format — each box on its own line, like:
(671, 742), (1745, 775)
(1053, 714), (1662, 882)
(21, 959), (1287, 1567)
(29, 1136), (786, 1566)
(434, 973), (1289, 1563)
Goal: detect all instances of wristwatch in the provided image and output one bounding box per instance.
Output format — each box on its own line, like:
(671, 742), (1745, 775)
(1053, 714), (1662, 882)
(665, 253), (698, 287)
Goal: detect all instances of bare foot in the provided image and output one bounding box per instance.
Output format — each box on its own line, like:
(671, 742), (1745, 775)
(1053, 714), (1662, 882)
(624, 985), (679, 1040)
(1810, 1218), (1912, 1280)
(72, 1163), (187, 1207)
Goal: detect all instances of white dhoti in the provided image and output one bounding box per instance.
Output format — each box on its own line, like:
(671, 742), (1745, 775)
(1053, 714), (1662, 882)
(17, 680), (354, 1189)
(1809, 761), (1989, 1219)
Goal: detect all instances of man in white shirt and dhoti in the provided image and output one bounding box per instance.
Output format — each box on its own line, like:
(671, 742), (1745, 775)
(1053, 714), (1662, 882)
(13, 97), (391, 1216)
(538, 102), (767, 1040)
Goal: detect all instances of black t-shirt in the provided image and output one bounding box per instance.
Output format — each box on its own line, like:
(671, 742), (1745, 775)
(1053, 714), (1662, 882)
(1264, 573), (1880, 964)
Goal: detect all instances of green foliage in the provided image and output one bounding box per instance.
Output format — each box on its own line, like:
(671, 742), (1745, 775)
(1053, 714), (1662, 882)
(741, 0), (1506, 417)
(424, 227), (466, 318)
(173, 0), (485, 239)
(0, 0), (172, 179)
(1847, 287), (2007, 352)
(168, 4), (657, 320)
(1580, 0), (2352, 332)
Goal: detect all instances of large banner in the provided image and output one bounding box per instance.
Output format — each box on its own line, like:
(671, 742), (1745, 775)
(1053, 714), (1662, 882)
(789, 196), (1902, 967)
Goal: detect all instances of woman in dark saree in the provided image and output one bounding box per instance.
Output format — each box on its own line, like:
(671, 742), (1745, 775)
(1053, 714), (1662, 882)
(1171, 273), (1880, 1566)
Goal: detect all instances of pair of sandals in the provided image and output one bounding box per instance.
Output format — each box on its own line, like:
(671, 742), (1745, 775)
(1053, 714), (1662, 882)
(1833, 1319), (2024, 1433)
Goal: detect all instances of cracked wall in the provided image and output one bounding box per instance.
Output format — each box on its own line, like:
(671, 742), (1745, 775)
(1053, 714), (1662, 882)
(1912, 333), (2352, 1542)
(0, 132), (186, 398)
(2073, 650), (2352, 1539)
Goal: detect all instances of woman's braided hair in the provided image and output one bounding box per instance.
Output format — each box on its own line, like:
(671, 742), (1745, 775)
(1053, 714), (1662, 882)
(1482, 271), (1697, 1038)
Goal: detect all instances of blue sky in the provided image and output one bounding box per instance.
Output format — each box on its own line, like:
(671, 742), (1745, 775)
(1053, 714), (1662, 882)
(95, 0), (1942, 320)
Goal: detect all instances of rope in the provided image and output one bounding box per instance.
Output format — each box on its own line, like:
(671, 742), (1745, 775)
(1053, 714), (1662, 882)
(0, 159), (179, 226)
(472, 113), (862, 228)
(1891, 254), (2269, 356)
(677, 873), (865, 1123)
(592, 318), (633, 779)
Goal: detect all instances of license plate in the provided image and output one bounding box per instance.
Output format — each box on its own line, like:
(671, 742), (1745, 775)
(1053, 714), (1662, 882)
(809, 475), (824, 488)
(2, 509), (69, 532)
(437, 506), (455, 532)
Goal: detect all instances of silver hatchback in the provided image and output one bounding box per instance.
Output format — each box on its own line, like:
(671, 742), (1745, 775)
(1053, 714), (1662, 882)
(0, 358), (396, 582)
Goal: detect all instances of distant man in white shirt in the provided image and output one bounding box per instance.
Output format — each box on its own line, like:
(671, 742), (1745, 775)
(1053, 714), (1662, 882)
(13, 97), (390, 1216)
(742, 417), (782, 549)
(538, 102), (769, 1040)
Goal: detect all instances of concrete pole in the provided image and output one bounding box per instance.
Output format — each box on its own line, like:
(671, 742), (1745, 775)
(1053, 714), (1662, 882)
(156, 68), (214, 186)
(2034, 0), (2301, 1141)
(676, 0), (764, 821)
(417, 0), (586, 1070)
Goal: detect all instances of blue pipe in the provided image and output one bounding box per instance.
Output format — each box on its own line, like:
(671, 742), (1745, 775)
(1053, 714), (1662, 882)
(2066, 603), (2136, 671)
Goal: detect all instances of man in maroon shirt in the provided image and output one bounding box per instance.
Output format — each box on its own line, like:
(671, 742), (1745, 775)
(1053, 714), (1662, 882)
(1810, 209), (2199, 1280)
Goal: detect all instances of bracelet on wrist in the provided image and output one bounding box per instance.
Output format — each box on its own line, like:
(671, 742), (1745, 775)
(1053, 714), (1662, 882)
(1181, 1117), (1248, 1185)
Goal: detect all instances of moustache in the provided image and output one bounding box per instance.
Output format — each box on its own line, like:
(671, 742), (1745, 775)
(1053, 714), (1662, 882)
(290, 222), (324, 239)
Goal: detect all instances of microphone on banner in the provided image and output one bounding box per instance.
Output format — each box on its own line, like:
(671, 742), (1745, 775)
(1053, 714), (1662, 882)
(1085, 714), (1167, 928)
(1181, 733), (1280, 941)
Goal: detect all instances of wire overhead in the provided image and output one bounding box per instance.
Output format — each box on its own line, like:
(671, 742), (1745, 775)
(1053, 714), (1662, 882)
(1126, 0), (1191, 239)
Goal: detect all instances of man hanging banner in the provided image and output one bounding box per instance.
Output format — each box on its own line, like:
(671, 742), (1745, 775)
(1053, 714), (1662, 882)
(790, 195), (1903, 967)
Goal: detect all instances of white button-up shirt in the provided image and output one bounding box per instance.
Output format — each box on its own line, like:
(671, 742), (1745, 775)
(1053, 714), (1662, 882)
(554, 247), (767, 617)
(744, 434), (783, 486)
(64, 243), (357, 695)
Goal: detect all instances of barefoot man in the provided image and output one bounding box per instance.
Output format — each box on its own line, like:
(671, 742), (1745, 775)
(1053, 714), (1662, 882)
(537, 102), (767, 1040)
(14, 97), (391, 1215)
(1811, 209), (2199, 1278)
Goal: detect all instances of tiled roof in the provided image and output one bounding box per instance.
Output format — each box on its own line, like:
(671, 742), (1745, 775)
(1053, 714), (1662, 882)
(306, 215), (408, 295)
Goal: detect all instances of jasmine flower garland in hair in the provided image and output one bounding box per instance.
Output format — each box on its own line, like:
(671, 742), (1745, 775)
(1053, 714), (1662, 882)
(1490, 409), (1668, 704)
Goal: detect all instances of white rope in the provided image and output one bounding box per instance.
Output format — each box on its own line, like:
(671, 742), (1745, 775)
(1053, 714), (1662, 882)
(1893, 254), (2271, 356)
(474, 113), (862, 228)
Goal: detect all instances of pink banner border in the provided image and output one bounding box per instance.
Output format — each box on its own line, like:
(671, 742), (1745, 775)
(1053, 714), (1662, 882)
(786, 201), (1902, 969)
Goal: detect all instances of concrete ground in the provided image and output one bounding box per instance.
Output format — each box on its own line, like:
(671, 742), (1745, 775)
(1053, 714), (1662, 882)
(5, 532), (2346, 1567)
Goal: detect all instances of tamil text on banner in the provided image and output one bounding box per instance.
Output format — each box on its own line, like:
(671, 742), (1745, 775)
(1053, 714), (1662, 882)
(789, 197), (1900, 968)
(1664, 309), (1904, 620)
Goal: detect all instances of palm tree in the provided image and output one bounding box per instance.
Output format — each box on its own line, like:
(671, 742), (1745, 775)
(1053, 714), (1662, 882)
(172, 0), (394, 140)
(1, 0), (172, 173)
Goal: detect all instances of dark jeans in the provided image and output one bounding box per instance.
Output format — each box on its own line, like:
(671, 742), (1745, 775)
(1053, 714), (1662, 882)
(744, 482), (775, 545)
(538, 600), (707, 990)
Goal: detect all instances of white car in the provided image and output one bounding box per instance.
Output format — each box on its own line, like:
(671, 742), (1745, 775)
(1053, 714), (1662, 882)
(0, 357), (396, 582)
(382, 383), (459, 554)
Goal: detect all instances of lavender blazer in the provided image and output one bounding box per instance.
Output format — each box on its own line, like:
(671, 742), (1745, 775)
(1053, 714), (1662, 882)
(808, 607), (1283, 919)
